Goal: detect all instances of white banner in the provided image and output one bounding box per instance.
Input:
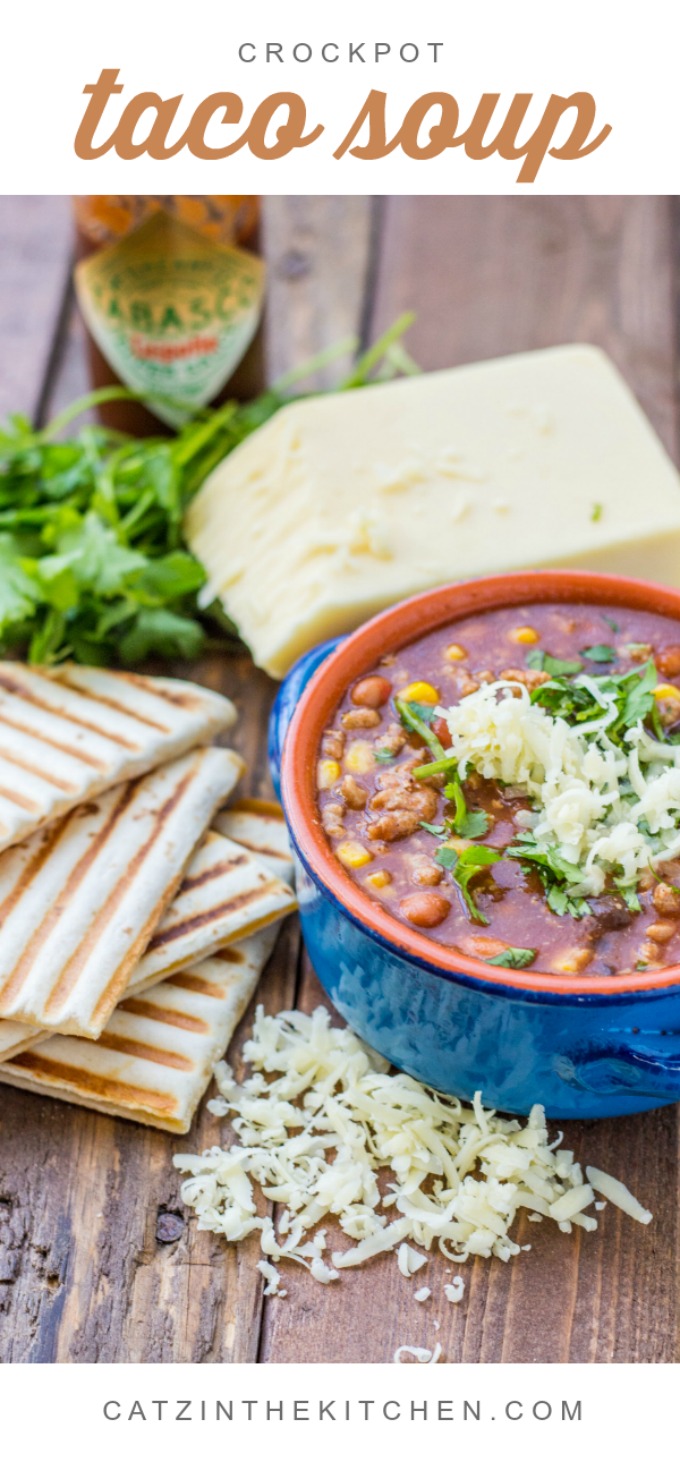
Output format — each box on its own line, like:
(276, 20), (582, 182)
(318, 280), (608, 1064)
(0, 0), (677, 193)
(0, 1361), (671, 1456)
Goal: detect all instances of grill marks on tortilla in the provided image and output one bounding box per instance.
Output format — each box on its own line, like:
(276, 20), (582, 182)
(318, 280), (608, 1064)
(149, 881), (281, 948)
(213, 798), (295, 883)
(0, 931), (276, 1131)
(0, 781), (139, 1011)
(0, 663), (236, 854)
(128, 831), (296, 992)
(0, 747), (242, 1037)
(47, 768), (194, 1020)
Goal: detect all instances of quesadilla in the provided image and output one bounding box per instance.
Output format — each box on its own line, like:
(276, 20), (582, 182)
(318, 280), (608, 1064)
(213, 797), (294, 884)
(130, 829), (296, 992)
(0, 930), (276, 1131)
(0, 746), (243, 1039)
(0, 663), (236, 853)
(0, 826), (294, 1057)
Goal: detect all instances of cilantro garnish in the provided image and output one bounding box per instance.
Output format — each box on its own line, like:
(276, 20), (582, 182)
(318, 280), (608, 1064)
(440, 844), (501, 924)
(374, 747), (397, 764)
(416, 756), (490, 842)
(591, 503), (603, 522)
(395, 698), (447, 759)
(530, 659), (658, 746)
(456, 808), (491, 839)
(601, 614), (620, 633)
(526, 649), (583, 677)
(613, 878), (642, 913)
(485, 947), (537, 969)
(506, 832), (592, 919)
(581, 644), (617, 663)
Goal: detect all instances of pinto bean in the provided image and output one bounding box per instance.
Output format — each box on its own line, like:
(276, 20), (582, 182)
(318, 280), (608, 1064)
(411, 856), (444, 887)
(399, 892), (451, 928)
(652, 881), (680, 916)
(351, 675), (392, 708)
(645, 921), (677, 943)
(655, 645), (680, 678)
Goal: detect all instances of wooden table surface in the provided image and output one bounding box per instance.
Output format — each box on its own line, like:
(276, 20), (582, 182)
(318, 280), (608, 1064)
(0, 196), (678, 1364)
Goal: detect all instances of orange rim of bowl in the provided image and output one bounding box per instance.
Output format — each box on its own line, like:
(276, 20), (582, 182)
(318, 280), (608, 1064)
(281, 570), (680, 998)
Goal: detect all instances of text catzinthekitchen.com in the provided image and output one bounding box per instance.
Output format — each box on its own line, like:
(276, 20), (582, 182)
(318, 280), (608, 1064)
(75, 58), (612, 182)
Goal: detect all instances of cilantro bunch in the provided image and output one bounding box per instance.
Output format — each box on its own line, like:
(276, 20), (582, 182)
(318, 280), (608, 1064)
(0, 315), (416, 666)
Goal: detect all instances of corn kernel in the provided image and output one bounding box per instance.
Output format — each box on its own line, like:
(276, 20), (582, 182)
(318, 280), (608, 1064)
(444, 643), (467, 662)
(317, 758), (341, 789)
(344, 740), (375, 774)
(654, 683), (680, 701)
(509, 626), (540, 645)
(337, 840), (373, 870)
(402, 680), (440, 705)
(365, 869), (392, 891)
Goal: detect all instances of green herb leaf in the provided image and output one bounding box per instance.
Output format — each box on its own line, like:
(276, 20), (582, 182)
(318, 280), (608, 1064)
(581, 644), (617, 663)
(613, 879), (642, 913)
(526, 649), (583, 676)
(591, 503), (603, 522)
(485, 947), (537, 969)
(530, 660), (658, 746)
(395, 699), (447, 759)
(507, 833), (592, 918)
(0, 324), (415, 666)
(413, 755), (459, 781)
(435, 846), (459, 870)
(420, 821), (446, 837)
(456, 808), (490, 839)
(445, 844), (502, 924)
(601, 614), (620, 633)
(374, 747), (396, 764)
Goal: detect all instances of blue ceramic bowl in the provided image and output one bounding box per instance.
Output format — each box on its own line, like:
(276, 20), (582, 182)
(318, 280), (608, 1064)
(268, 571), (680, 1118)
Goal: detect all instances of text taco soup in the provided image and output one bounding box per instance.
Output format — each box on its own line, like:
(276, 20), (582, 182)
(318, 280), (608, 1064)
(316, 600), (680, 978)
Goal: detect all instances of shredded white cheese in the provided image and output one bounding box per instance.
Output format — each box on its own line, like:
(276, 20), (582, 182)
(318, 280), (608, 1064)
(174, 1007), (651, 1293)
(439, 677), (680, 895)
(394, 1344), (442, 1364)
(585, 1166), (653, 1224)
(398, 1243), (428, 1277)
(444, 1277), (465, 1303)
(414, 1286), (431, 1302)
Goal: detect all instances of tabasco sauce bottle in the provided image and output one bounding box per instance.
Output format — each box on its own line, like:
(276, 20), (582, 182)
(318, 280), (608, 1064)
(73, 196), (265, 434)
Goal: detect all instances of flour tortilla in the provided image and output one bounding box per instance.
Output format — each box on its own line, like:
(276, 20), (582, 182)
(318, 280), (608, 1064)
(0, 747), (243, 1038)
(0, 930), (276, 1132)
(213, 797), (294, 884)
(0, 663), (236, 854)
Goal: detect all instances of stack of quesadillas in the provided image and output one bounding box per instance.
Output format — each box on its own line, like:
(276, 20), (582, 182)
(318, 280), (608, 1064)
(0, 665), (296, 1131)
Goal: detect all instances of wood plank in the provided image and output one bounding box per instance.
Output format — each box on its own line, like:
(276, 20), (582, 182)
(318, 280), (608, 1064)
(262, 196), (680, 1364)
(0, 195), (376, 1362)
(0, 197), (73, 422)
(263, 196), (378, 387)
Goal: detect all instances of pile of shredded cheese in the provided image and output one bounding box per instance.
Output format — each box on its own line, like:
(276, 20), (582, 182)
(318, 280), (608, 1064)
(174, 1006), (651, 1293)
(440, 677), (680, 895)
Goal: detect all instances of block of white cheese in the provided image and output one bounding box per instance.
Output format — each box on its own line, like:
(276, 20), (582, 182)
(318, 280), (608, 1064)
(185, 345), (680, 679)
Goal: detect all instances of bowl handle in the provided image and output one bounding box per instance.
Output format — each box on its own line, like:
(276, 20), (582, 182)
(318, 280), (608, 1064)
(563, 1040), (680, 1101)
(268, 637), (346, 799)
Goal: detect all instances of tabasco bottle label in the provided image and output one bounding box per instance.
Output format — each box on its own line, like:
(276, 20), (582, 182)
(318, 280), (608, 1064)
(74, 211), (265, 427)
